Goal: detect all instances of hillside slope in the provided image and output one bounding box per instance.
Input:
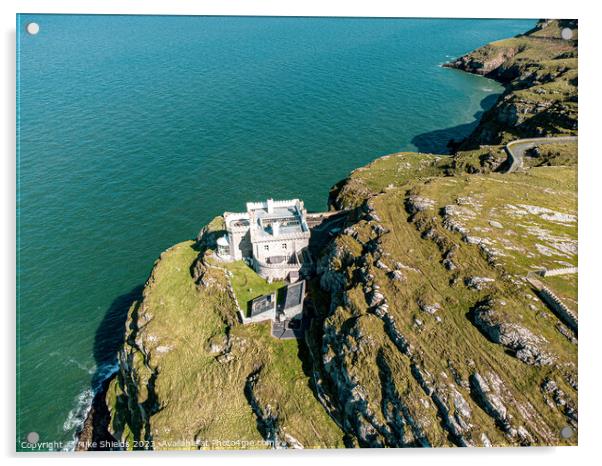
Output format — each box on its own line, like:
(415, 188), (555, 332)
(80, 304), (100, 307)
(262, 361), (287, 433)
(98, 141), (577, 448)
(320, 151), (577, 447)
(103, 241), (344, 449)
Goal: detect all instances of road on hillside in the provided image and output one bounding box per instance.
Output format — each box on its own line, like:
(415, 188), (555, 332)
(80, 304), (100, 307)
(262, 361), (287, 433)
(504, 136), (578, 173)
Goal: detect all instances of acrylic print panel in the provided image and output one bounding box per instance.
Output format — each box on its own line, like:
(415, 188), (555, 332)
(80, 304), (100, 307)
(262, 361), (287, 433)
(16, 14), (578, 451)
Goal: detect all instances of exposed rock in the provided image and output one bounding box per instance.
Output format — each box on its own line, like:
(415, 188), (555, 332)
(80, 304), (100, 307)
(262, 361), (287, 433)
(442, 258), (457, 271)
(419, 302), (441, 315)
(541, 378), (577, 426)
(444, 19), (578, 147)
(387, 270), (404, 281)
(465, 276), (495, 291)
(375, 260), (390, 271)
(369, 290), (386, 307)
(406, 196), (435, 214)
(471, 297), (555, 365)
(469, 372), (511, 431)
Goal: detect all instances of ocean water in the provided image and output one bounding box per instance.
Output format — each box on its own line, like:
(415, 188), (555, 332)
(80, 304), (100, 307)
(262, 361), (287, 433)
(16, 15), (535, 449)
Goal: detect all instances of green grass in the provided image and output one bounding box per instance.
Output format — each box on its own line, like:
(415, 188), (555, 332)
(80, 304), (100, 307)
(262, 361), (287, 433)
(107, 241), (344, 449)
(476, 34), (575, 65)
(332, 139), (576, 211)
(413, 167), (577, 274)
(451, 20), (577, 147)
(331, 152), (444, 208)
(106, 141), (578, 448)
(522, 142), (578, 168)
(450, 146), (506, 173)
(528, 19), (578, 40)
(541, 273), (578, 313)
(222, 260), (285, 316)
(321, 149), (577, 445)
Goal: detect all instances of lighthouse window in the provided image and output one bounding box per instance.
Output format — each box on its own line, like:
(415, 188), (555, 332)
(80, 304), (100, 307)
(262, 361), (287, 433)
(282, 243), (287, 250)
(264, 245), (269, 251)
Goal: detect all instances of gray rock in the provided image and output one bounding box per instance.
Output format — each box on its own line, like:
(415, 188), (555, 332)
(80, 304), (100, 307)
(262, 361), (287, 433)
(471, 298), (555, 366)
(388, 270), (404, 281)
(406, 195), (435, 214)
(465, 276), (495, 290)
(469, 372), (510, 428)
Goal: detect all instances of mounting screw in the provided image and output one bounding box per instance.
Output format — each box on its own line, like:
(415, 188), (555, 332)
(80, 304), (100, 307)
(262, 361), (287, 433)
(26, 22), (40, 35)
(560, 426), (574, 439)
(561, 28), (573, 40)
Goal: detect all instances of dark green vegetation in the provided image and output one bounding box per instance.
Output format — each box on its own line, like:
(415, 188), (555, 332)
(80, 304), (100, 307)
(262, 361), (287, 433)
(97, 19), (577, 449)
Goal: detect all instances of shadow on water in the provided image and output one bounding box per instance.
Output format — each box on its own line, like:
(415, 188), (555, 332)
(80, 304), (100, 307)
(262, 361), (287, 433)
(91, 284), (144, 388)
(411, 93), (500, 154)
(73, 284), (143, 449)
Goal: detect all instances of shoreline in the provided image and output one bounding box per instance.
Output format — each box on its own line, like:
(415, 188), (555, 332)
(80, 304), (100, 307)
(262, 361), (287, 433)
(71, 27), (518, 450)
(74, 374), (119, 451)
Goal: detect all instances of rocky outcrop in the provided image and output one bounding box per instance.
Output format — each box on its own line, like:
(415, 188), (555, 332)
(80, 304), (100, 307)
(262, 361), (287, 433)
(74, 377), (119, 451)
(541, 378), (578, 427)
(446, 45), (520, 78)
(469, 372), (511, 429)
(471, 297), (555, 365)
(244, 367), (297, 449)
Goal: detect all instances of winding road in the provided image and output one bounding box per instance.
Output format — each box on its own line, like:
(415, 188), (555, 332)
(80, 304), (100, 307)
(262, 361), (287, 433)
(504, 136), (578, 173)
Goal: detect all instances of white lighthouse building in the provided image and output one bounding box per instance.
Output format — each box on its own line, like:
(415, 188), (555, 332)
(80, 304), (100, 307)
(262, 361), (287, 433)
(217, 198), (311, 282)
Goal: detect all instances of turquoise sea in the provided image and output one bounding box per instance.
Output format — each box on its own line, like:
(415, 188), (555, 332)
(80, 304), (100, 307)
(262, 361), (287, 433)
(16, 15), (535, 450)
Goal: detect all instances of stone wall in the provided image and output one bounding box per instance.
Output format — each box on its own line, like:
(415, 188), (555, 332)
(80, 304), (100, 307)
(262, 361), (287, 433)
(541, 267), (578, 277)
(239, 311), (276, 325)
(254, 257), (300, 282)
(539, 286), (578, 333)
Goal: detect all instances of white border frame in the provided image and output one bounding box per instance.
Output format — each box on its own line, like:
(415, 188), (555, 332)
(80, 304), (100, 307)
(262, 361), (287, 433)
(3, 1), (600, 465)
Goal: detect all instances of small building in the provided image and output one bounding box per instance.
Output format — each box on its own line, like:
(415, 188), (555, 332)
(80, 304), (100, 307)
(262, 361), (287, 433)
(239, 281), (306, 327)
(218, 198), (312, 282)
(241, 292), (278, 324)
(250, 292), (277, 318)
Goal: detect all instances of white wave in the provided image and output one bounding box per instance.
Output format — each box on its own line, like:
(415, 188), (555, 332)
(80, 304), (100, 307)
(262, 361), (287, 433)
(93, 362), (119, 384)
(60, 362), (119, 451)
(66, 357), (95, 374)
(62, 388), (94, 433)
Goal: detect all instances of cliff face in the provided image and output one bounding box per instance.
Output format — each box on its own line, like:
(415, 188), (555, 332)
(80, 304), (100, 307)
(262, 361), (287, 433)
(95, 20), (578, 450)
(319, 153), (577, 446)
(445, 19), (577, 147)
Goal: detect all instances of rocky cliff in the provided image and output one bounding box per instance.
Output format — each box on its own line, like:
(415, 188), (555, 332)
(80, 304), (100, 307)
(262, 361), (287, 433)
(318, 150), (577, 446)
(445, 19), (577, 147)
(101, 241), (345, 450)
